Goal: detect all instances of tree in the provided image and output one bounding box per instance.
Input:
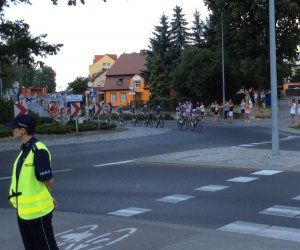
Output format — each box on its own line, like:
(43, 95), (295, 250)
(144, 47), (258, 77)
(67, 76), (89, 94)
(170, 5), (191, 55)
(292, 68), (300, 82)
(149, 55), (170, 104)
(190, 9), (206, 49)
(145, 13), (173, 79)
(173, 48), (222, 102)
(203, 0), (300, 91)
(33, 66), (56, 92)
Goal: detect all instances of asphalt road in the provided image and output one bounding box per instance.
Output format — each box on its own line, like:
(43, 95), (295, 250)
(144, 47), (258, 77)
(1, 123), (300, 249)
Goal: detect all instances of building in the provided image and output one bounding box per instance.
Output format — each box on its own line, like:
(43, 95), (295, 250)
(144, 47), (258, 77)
(102, 51), (149, 107)
(89, 54), (117, 78)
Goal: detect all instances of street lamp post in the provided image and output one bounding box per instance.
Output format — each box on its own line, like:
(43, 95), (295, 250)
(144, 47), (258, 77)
(269, 0), (279, 156)
(221, 13), (226, 115)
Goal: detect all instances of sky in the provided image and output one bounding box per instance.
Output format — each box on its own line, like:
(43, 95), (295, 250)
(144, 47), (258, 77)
(4, 0), (209, 91)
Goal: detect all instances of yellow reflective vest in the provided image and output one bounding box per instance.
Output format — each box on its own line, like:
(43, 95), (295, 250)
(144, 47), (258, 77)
(9, 141), (54, 220)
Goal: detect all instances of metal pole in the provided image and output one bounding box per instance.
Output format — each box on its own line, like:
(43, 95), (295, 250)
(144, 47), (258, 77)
(269, 0), (279, 156)
(0, 65), (3, 99)
(221, 13), (226, 115)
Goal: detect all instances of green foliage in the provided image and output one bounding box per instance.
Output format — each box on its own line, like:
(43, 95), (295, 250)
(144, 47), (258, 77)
(173, 48), (222, 101)
(292, 68), (300, 82)
(203, 0), (300, 90)
(98, 122), (117, 130)
(0, 125), (12, 138)
(149, 55), (170, 102)
(0, 99), (13, 124)
(67, 76), (89, 94)
(70, 121), (98, 132)
(36, 123), (72, 134)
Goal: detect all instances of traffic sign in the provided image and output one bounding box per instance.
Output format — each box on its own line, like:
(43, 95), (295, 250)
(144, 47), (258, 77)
(95, 102), (102, 115)
(14, 102), (28, 117)
(70, 102), (81, 117)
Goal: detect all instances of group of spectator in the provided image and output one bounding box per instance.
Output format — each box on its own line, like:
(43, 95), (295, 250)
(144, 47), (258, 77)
(289, 98), (300, 125)
(209, 88), (267, 123)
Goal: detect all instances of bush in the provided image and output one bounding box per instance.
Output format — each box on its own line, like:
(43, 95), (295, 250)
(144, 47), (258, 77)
(0, 125), (12, 138)
(0, 99), (14, 124)
(70, 121), (98, 132)
(163, 112), (174, 120)
(99, 122), (117, 130)
(36, 123), (72, 134)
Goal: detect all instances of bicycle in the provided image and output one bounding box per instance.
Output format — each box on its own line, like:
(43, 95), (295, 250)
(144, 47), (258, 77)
(143, 114), (153, 127)
(191, 114), (203, 131)
(154, 114), (164, 128)
(117, 112), (127, 125)
(131, 114), (142, 126)
(177, 114), (190, 129)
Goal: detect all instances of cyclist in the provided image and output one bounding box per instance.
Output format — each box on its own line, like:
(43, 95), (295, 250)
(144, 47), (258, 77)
(141, 104), (150, 122)
(129, 105), (137, 123)
(155, 105), (162, 118)
(116, 105), (124, 124)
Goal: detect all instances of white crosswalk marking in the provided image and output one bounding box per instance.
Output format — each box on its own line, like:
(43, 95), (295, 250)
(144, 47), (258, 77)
(259, 205), (300, 218)
(108, 207), (151, 217)
(195, 185), (229, 192)
(219, 221), (300, 242)
(227, 176), (259, 183)
(156, 194), (194, 203)
(251, 170), (283, 176)
(292, 195), (300, 201)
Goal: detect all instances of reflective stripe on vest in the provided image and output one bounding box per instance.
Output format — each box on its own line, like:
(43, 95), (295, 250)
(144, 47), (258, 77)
(9, 141), (54, 220)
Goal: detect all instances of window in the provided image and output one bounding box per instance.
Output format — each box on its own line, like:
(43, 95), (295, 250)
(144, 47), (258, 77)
(117, 78), (123, 85)
(110, 93), (116, 103)
(98, 80), (104, 87)
(134, 81), (141, 89)
(120, 93), (126, 102)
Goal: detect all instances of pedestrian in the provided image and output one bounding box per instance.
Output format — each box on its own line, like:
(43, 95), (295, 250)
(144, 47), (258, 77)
(240, 98), (246, 121)
(228, 99), (234, 123)
(289, 98), (297, 125)
(4, 114), (59, 250)
(260, 90), (266, 108)
(298, 100), (300, 122)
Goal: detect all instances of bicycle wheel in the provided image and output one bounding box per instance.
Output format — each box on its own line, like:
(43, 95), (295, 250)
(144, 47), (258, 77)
(149, 120), (153, 127)
(184, 119), (189, 129)
(177, 120), (183, 129)
(199, 118), (203, 131)
(155, 119), (159, 128)
(160, 118), (164, 128)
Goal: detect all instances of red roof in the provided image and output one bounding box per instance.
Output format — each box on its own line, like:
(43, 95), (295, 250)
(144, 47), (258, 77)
(93, 54), (118, 64)
(106, 52), (147, 76)
(102, 52), (147, 91)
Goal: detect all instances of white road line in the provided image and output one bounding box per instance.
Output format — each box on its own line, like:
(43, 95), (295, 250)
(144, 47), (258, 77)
(108, 207), (151, 217)
(156, 194), (194, 203)
(93, 160), (136, 168)
(237, 136), (300, 148)
(251, 170), (283, 176)
(227, 176), (259, 183)
(195, 185), (230, 192)
(0, 168), (71, 180)
(259, 205), (300, 218)
(219, 221), (300, 242)
(53, 169), (72, 173)
(292, 195), (300, 201)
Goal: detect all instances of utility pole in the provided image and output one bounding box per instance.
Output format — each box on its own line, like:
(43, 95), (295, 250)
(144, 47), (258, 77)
(0, 65), (3, 99)
(269, 0), (279, 156)
(221, 13), (225, 113)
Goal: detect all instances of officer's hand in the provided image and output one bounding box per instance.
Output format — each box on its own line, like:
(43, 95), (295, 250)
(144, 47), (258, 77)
(52, 197), (58, 208)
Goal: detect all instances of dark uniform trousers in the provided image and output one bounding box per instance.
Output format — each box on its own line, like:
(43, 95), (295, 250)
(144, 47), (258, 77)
(17, 212), (59, 250)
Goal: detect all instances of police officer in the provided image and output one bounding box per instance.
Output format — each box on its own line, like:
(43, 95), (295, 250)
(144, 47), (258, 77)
(4, 114), (58, 250)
